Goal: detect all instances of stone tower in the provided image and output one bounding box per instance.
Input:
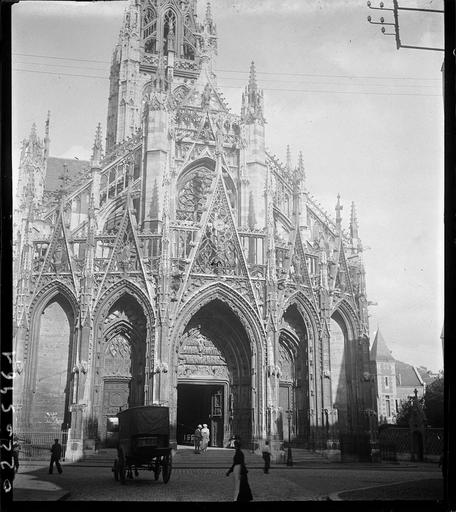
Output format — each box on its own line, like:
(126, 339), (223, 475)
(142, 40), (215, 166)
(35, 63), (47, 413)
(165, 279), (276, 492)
(370, 328), (397, 423)
(13, 0), (376, 462)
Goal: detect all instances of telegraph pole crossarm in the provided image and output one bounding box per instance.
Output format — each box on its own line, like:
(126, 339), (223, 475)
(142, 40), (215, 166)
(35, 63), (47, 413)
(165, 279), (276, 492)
(367, 0), (444, 52)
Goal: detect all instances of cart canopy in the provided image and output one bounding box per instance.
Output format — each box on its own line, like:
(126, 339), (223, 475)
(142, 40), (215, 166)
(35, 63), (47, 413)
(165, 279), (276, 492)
(117, 406), (169, 437)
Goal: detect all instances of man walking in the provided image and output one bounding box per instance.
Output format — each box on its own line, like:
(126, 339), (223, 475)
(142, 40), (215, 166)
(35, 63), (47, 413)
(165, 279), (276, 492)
(262, 440), (271, 474)
(12, 434), (20, 474)
(49, 439), (63, 474)
(194, 424), (203, 454)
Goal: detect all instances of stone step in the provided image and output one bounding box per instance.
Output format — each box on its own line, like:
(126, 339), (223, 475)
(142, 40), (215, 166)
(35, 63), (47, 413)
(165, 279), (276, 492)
(81, 445), (330, 467)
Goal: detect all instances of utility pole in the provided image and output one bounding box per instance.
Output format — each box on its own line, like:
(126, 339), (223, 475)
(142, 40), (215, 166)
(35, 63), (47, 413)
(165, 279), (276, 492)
(367, 0), (444, 52)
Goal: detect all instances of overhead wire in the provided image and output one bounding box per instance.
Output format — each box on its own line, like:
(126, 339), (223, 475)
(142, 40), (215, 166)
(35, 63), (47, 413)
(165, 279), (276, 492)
(13, 60), (440, 90)
(12, 51), (442, 81)
(12, 67), (441, 97)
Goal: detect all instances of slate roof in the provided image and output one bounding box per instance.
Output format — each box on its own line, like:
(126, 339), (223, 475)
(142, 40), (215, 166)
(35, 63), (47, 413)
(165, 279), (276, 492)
(45, 157), (90, 193)
(395, 360), (423, 388)
(416, 366), (439, 386)
(370, 329), (395, 362)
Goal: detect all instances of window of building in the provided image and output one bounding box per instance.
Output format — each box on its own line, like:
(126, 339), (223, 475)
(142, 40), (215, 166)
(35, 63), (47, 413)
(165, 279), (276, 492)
(385, 395), (391, 417)
(163, 9), (176, 54)
(143, 7), (157, 54)
(385, 376), (389, 388)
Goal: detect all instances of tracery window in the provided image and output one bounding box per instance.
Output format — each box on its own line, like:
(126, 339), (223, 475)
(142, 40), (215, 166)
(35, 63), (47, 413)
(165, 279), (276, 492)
(163, 9), (177, 54)
(143, 6), (157, 54)
(176, 168), (213, 222)
(176, 167), (237, 223)
(183, 16), (195, 60)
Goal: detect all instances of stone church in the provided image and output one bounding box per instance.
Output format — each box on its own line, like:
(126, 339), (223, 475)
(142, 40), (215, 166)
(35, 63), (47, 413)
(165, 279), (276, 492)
(13, 0), (377, 461)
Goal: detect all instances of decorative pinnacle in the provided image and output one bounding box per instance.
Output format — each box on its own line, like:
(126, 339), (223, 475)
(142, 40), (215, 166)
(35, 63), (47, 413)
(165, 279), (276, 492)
(205, 1), (213, 22)
(91, 123), (103, 165)
(45, 111), (50, 138)
(248, 61), (257, 90)
(350, 201), (359, 240)
(286, 145), (292, 170)
(30, 122), (37, 141)
(335, 193), (343, 225)
(298, 151), (305, 177)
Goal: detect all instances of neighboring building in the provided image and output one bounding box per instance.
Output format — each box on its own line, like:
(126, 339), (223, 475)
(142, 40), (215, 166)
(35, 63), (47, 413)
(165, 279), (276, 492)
(13, 0), (376, 461)
(370, 328), (438, 424)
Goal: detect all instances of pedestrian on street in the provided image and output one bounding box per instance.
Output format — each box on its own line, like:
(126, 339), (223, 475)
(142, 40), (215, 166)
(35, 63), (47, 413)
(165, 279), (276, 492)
(194, 424), (203, 454)
(262, 440), (271, 474)
(12, 434), (20, 474)
(201, 423), (210, 452)
(49, 438), (63, 474)
(439, 452), (446, 477)
(226, 440), (253, 502)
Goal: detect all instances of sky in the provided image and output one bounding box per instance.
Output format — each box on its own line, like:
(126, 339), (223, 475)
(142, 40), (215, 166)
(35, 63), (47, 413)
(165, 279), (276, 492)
(11, 0), (444, 372)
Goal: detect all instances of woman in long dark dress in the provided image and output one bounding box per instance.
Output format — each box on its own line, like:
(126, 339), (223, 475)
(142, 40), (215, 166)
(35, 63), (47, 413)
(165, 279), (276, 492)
(226, 441), (253, 502)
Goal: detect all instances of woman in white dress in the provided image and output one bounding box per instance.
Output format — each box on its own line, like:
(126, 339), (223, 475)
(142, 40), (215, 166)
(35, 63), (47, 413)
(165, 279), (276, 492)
(200, 424), (210, 452)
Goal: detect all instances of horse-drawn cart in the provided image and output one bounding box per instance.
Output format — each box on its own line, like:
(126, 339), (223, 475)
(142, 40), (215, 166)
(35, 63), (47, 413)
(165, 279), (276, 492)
(112, 405), (172, 484)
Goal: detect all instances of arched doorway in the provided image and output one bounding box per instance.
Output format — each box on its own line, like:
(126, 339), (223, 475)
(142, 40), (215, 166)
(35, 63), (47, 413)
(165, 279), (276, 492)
(26, 293), (76, 431)
(176, 299), (252, 448)
(278, 304), (310, 447)
(330, 308), (355, 434)
(92, 293), (148, 444)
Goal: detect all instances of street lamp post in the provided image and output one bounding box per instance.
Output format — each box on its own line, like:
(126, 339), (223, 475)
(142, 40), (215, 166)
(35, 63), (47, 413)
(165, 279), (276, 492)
(286, 409), (293, 466)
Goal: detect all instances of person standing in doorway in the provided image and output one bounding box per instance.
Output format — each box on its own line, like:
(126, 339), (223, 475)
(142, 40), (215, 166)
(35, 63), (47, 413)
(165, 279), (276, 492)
(49, 439), (63, 474)
(262, 440), (271, 474)
(201, 423), (210, 452)
(194, 424), (203, 454)
(226, 440), (253, 502)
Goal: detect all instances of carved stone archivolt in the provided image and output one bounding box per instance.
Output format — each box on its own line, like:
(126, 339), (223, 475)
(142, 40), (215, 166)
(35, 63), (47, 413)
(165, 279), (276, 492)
(330, 298), (361, 340)
(25, 281), (79, 363)
(172, 281), (264, 354)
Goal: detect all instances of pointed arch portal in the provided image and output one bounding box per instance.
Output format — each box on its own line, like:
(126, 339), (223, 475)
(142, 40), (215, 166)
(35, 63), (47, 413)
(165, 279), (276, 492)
(278, 303), (310, 447)
(176, 299), (252, 448)
(24, 289), (77, 432)
(92, 292), (148, 444)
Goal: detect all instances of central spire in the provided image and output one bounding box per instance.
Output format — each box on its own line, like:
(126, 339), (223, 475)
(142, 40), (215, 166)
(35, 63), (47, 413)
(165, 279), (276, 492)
(241, 60), (265, 124)
(248, 61), (257, 91)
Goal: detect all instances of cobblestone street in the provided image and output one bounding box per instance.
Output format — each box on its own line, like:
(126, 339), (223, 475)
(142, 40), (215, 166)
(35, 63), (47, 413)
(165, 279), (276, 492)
(11, 446), (444, 505)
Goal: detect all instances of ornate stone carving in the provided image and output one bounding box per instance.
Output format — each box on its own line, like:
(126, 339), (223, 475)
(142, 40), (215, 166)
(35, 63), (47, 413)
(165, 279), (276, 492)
(103, 335), (131, 377)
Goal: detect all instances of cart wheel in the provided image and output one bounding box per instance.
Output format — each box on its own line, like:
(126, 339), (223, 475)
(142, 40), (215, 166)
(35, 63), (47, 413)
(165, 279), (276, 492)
(153, 460), (161, 481)
(113, 459), (119, 481)
(162, 454), (172, 484)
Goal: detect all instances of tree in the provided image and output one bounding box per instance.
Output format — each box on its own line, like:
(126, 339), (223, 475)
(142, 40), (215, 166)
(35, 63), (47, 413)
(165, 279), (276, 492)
(394, 374), (444, 428)
(423, 375), (444, 428)
(395, 397), (423, 427)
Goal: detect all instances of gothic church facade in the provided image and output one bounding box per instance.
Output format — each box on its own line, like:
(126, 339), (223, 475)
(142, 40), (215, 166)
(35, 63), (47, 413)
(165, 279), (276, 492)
(13, 0), (376, 461)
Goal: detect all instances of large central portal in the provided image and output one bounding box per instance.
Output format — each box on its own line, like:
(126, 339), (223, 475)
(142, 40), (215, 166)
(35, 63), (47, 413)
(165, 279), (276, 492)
(177, 383), (224, 447)
(175, 299), (253, 447)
